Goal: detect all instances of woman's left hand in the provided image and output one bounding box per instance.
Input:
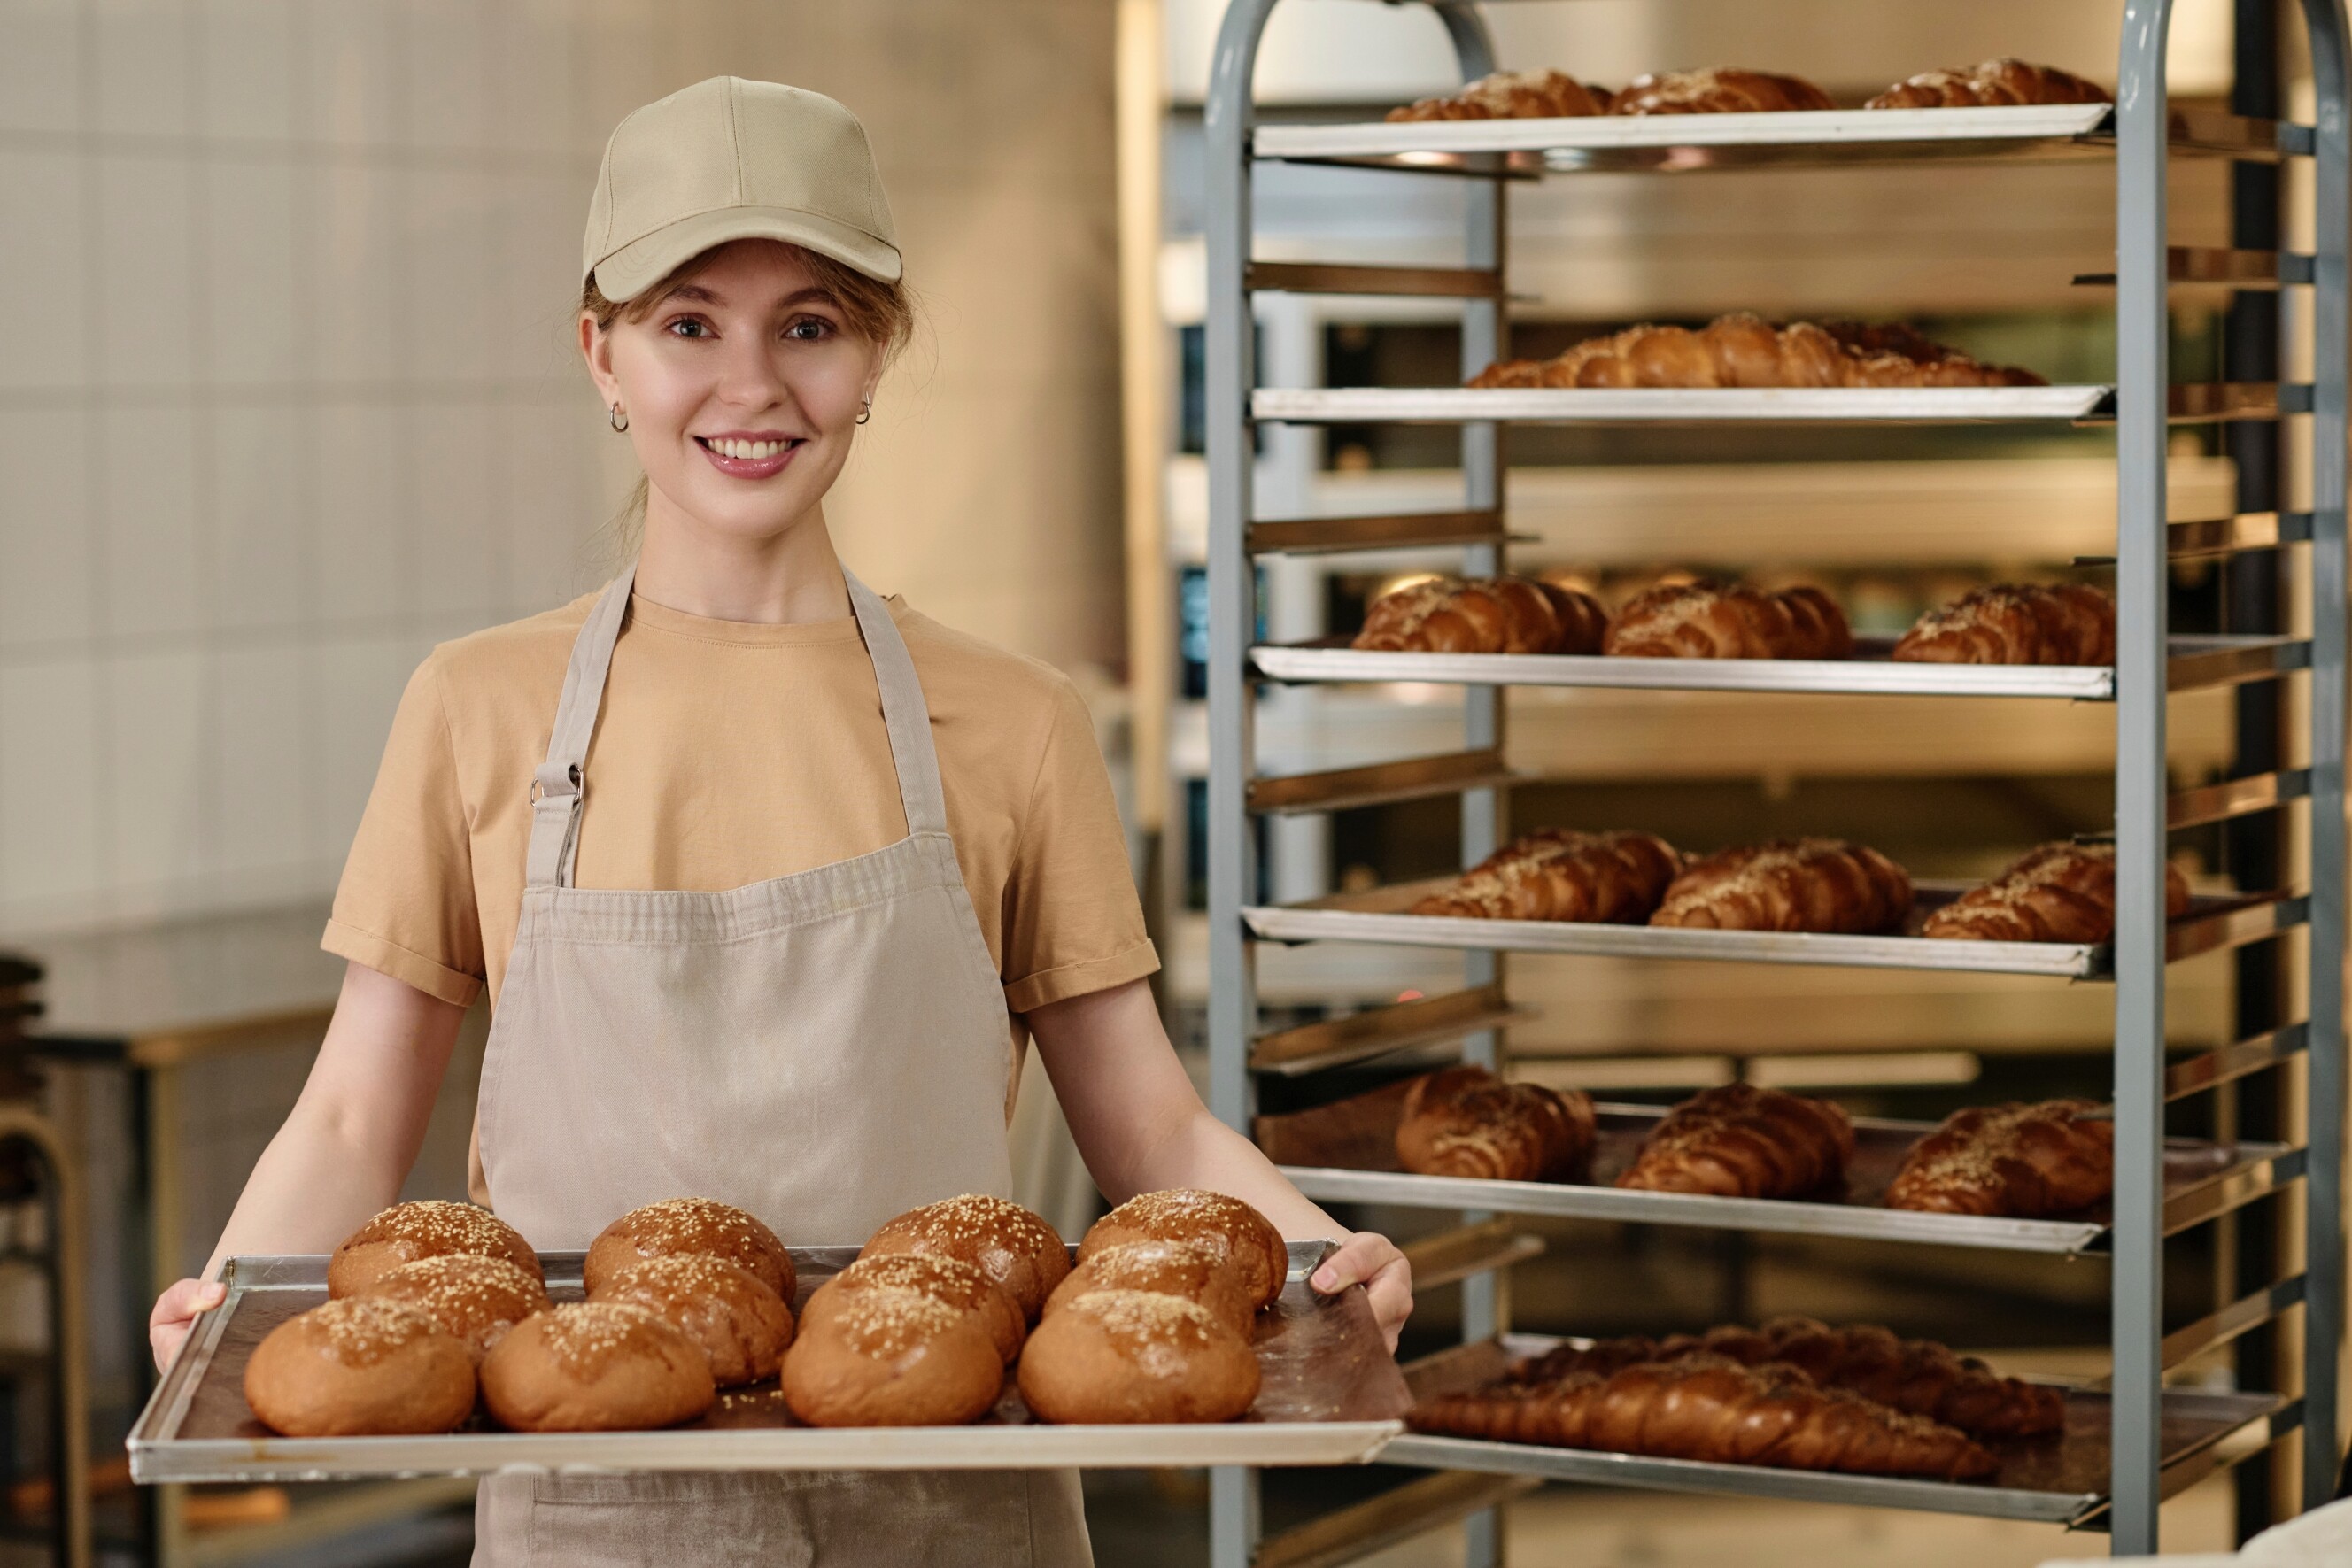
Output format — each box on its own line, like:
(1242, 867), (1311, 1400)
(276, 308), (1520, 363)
(1310, 1232), (1413, 1350)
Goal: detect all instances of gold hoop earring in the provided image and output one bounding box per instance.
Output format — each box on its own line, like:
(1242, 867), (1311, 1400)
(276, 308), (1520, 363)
(608, 404), (629, 433)
(855, 398), (872, 426)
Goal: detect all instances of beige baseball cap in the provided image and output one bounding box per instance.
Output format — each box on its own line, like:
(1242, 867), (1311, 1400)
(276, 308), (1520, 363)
(583, 76), (901, 303)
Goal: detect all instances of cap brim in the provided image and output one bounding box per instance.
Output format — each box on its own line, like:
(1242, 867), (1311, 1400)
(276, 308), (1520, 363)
(592, 205), (902, 300)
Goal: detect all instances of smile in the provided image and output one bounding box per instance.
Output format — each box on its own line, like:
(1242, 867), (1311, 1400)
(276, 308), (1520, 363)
(694, 433), (805, 478)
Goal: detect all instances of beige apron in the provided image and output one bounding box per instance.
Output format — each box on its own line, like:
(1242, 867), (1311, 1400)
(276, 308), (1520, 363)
(470, 565), (1092, 1567)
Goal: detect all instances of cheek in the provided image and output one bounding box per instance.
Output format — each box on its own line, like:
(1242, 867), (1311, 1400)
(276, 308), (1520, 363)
(608, 342), (707, 436)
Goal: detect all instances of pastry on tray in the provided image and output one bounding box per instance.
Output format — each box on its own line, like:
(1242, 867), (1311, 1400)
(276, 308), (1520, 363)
(327, 1200), (543, 1299)
(244, 1297), (476, 1437)
(861, 1193), (1070, 1325)
(805, 1252), (1027, 1363)
(1394, 1064), (1598, 1183)
(1613, 1083), (1853, 1199)
(1649, 838), (1914, 934)
(1389, 67), (1610, 121)
(1608, 68), (1832, 115)
(1868, 58), (2109, 110)
(584, 1196), (793, 1301)
(1411, 828), (1683, 923)
(1923, 841), (2190, 944)
(1470, 312), (2046, 390)
(1081, 1189), (1288, 1314)
(357, 1253), (549, 1363)
(1893, 583), (2116, 666)
(1604, 580), (1852, 660)
(1353, 574), (1608, 655)
(1045, 1238), (1261, 1339)
(1884, 1100), (2116, 1218)
(482, 1300), (716, 1433)
(779, 1282), (1004, 1428)
(592, 1253), (795, 1388)
(1018, 1289), (1261, 1424)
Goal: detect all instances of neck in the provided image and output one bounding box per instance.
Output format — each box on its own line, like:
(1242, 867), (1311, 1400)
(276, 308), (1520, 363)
(632, 489), (853, 625)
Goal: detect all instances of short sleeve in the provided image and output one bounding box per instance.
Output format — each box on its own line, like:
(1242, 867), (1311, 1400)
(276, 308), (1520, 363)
(321, 653), (485, 1007)
(999, 679), (1161, 1013)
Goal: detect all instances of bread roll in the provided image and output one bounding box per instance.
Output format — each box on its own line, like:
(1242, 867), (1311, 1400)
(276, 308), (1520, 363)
(801, 1252), (1025, 1363)
(583, 1197), (793, 1301)
(592, 1254), (794, 1388)
(243, 1297), (475, 1437)
(779, 1286), (1004, 1426)
(1018, 1291), (1261, 1424)
(357, 1253), (550, 1362)
(480, 1301), (715, 1433)
(327, 1200), (541, 1300)
(1042, 1240), (1259, 1338)
(1608, 68), (1836, 115)
(1080, 1190), (1288, 1314)
(860, 1194), (1069, 1325)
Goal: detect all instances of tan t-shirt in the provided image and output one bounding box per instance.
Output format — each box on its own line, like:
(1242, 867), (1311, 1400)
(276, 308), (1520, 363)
(325, 590), (1159, 1020)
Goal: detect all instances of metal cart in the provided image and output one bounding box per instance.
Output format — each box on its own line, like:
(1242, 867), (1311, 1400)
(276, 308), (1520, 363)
(1202, 0), (2349, 1562)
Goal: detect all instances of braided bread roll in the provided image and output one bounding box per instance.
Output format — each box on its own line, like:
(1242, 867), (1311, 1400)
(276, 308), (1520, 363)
(1395, 1064), (1598, 1182)
(1410, 1356), (1997, 1480)
(1412, 828), (1683, 923)
(1649, 838), (1914, 933)
(1355, 575), (1608, 654)
(1469, 313), (2046, 390)
(1884, 1100), (2116, 1217)
(1389, 68), (1608, 122)
(1868, 59), (2110, 110)
(1604, 580), (1852, 660)
(1613, 1084), (1854, 1199)
(1608, 69), (1835, 116)
(1923, 842), (2190, 944)
(1894, 583), (2116, 666)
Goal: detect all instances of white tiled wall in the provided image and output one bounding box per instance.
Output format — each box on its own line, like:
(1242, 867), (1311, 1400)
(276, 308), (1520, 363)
(0, 0), (1123, 938)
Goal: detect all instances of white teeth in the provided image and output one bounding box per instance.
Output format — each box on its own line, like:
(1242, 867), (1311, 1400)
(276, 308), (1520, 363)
(708, 438), (787, 460)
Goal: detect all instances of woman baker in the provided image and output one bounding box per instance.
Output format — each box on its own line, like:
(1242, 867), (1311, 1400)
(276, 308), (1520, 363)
(146, 77), (1411, 1565)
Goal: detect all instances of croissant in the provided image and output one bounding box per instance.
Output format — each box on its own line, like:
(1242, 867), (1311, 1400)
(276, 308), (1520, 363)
(1893, 583), (2116, 666)
(1412, 828), (1683, 923)
(1923, 842), (2191, 944)
(1520, 1318), (2062, 1440)
(1884, 1100), (2116, 1217)
(1608, 68), (1835, 116)
(1868, 58), (2110, 111)
(1468, 313), (2046, 390)
(1355, 575), (1609, 655)
(1604, 580), (1852, 660)
(1649, 838), (1914, 933)
(1410, 1355), (1997, 1481)
(1613, 1084), (1854, 1199)
(1395, 1065), (1598, 1182)
(1389, 68), (1609, 122)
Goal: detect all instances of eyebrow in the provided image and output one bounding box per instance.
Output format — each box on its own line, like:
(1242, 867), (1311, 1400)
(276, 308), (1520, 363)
(660, 283), (835, 310)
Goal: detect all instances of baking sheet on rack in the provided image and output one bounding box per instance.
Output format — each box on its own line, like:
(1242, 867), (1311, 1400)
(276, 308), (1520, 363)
(1250, 386), (2116, 425)
(1257, 1084), (2293, 1255)
(129, 1242), (1410, 1483)
(1385, 1336), (2288, 1525)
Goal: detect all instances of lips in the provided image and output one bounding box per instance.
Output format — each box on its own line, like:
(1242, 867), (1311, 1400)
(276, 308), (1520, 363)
(694, 433), (804, 481)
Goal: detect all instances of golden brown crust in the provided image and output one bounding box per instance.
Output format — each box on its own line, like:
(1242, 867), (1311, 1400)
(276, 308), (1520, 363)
(1604, 581), (1853, 660)
(1411, 829), (1683, 923)
(1042, 1240), (1260, 1339)
(583, 1197), (793, 1302)
(592, 1254), (794, 1388)
(1353, 575), (1609, 655)
(327, 1201), (542, 1300)
(357, 1254), (550, 1363)
(859, 1194), (1069, 1325)
(1649, 838), (1914, 933)
(1081, 1191), (1289, 1313)
(1395, 1065), (1598, 1182)
(243, 1298), (476, 1437)
(778, 1286), (1004, 1426)
(1867, 58), (2110, 111)
(1614, 1084), (1855, 1199)
(1608, 68), (1835, 115)
(1017, 1291), (1261, 1424)
(1389, 69), (1607, 122)
(802, 1252), (1025, 1364)
(1893, 583), (2116, 666)
(1470, 313), (2045, 390)
(479, 1302), (715, 1432)
(1923, 842), (2190, 944)
(1884, 1100), (2116, 1217)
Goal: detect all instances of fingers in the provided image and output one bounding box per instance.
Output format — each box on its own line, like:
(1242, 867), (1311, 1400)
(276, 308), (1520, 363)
(148, 1279), (226, 1374)
(1309, 1233), (1389, 1294)
(1366, 1257), (1415, 1352)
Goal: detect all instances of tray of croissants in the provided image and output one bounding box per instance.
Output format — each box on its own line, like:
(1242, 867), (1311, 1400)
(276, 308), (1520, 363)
(127, 1188), (1413, 1483)
(1255, 1069), (2295, 1255)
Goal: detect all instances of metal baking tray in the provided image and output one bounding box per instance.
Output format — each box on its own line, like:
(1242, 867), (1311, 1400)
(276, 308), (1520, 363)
(128, 1241), (1409, 1483)
(1251, 385), (2113, 425)
(1386, 1336), (2295, 1525)
(1242, 878), (2303, 979)
(1257, 1083), (2302, 1255)
(1249, 635), (2311, 701)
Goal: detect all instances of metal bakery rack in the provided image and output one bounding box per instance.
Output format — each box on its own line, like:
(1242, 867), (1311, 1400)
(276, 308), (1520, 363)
(1201, 2), (2349, 1565)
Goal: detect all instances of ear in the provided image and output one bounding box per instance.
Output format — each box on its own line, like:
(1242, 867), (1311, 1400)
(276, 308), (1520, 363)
(579, 313), (623, 410)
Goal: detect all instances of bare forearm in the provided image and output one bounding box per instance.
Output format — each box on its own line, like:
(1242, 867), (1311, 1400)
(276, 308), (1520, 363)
(1113, 1106), (1349, 1242)
(198, 1106), (418, 1279)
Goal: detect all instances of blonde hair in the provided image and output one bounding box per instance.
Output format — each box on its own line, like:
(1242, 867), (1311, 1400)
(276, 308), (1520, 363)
(583, 243), (917, 556)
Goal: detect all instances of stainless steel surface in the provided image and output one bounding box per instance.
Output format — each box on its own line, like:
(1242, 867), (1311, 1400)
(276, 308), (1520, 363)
(1247, 509), (1510, 555)
(2071, 247), (2316, 289)
(1246, 261), (1501, 298)
(1250, 983), (1523, 1077)
(2077, 510), (2316, 564)
(2167, 768), (2311, 828)
(2164, 1023), (2311, 1101)
(1385, 1336), (2291, 1526)
(1257, 1091), (2295, 1255)
(1250, 749), (1520, 816)
(128, 1242), (1409, 1483)
(1242, 879), (2294, 979)
(1252, 385), (2114, 426)
(2151, 1277), (2308, 1375)
(1253, 1471), (1540, 1568)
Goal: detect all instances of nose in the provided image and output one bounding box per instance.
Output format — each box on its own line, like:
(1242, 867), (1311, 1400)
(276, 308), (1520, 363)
(712, 330), (794, 416)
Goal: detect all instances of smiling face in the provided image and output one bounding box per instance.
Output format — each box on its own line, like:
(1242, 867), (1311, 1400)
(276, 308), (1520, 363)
(581, 239), (886, 547)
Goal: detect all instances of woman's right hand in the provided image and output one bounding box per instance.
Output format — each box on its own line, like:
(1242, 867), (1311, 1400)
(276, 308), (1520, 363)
(149, 1278), (227, 1374)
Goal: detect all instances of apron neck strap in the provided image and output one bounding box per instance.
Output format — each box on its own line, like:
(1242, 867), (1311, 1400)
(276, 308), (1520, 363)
(524, 560), (949, 891)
